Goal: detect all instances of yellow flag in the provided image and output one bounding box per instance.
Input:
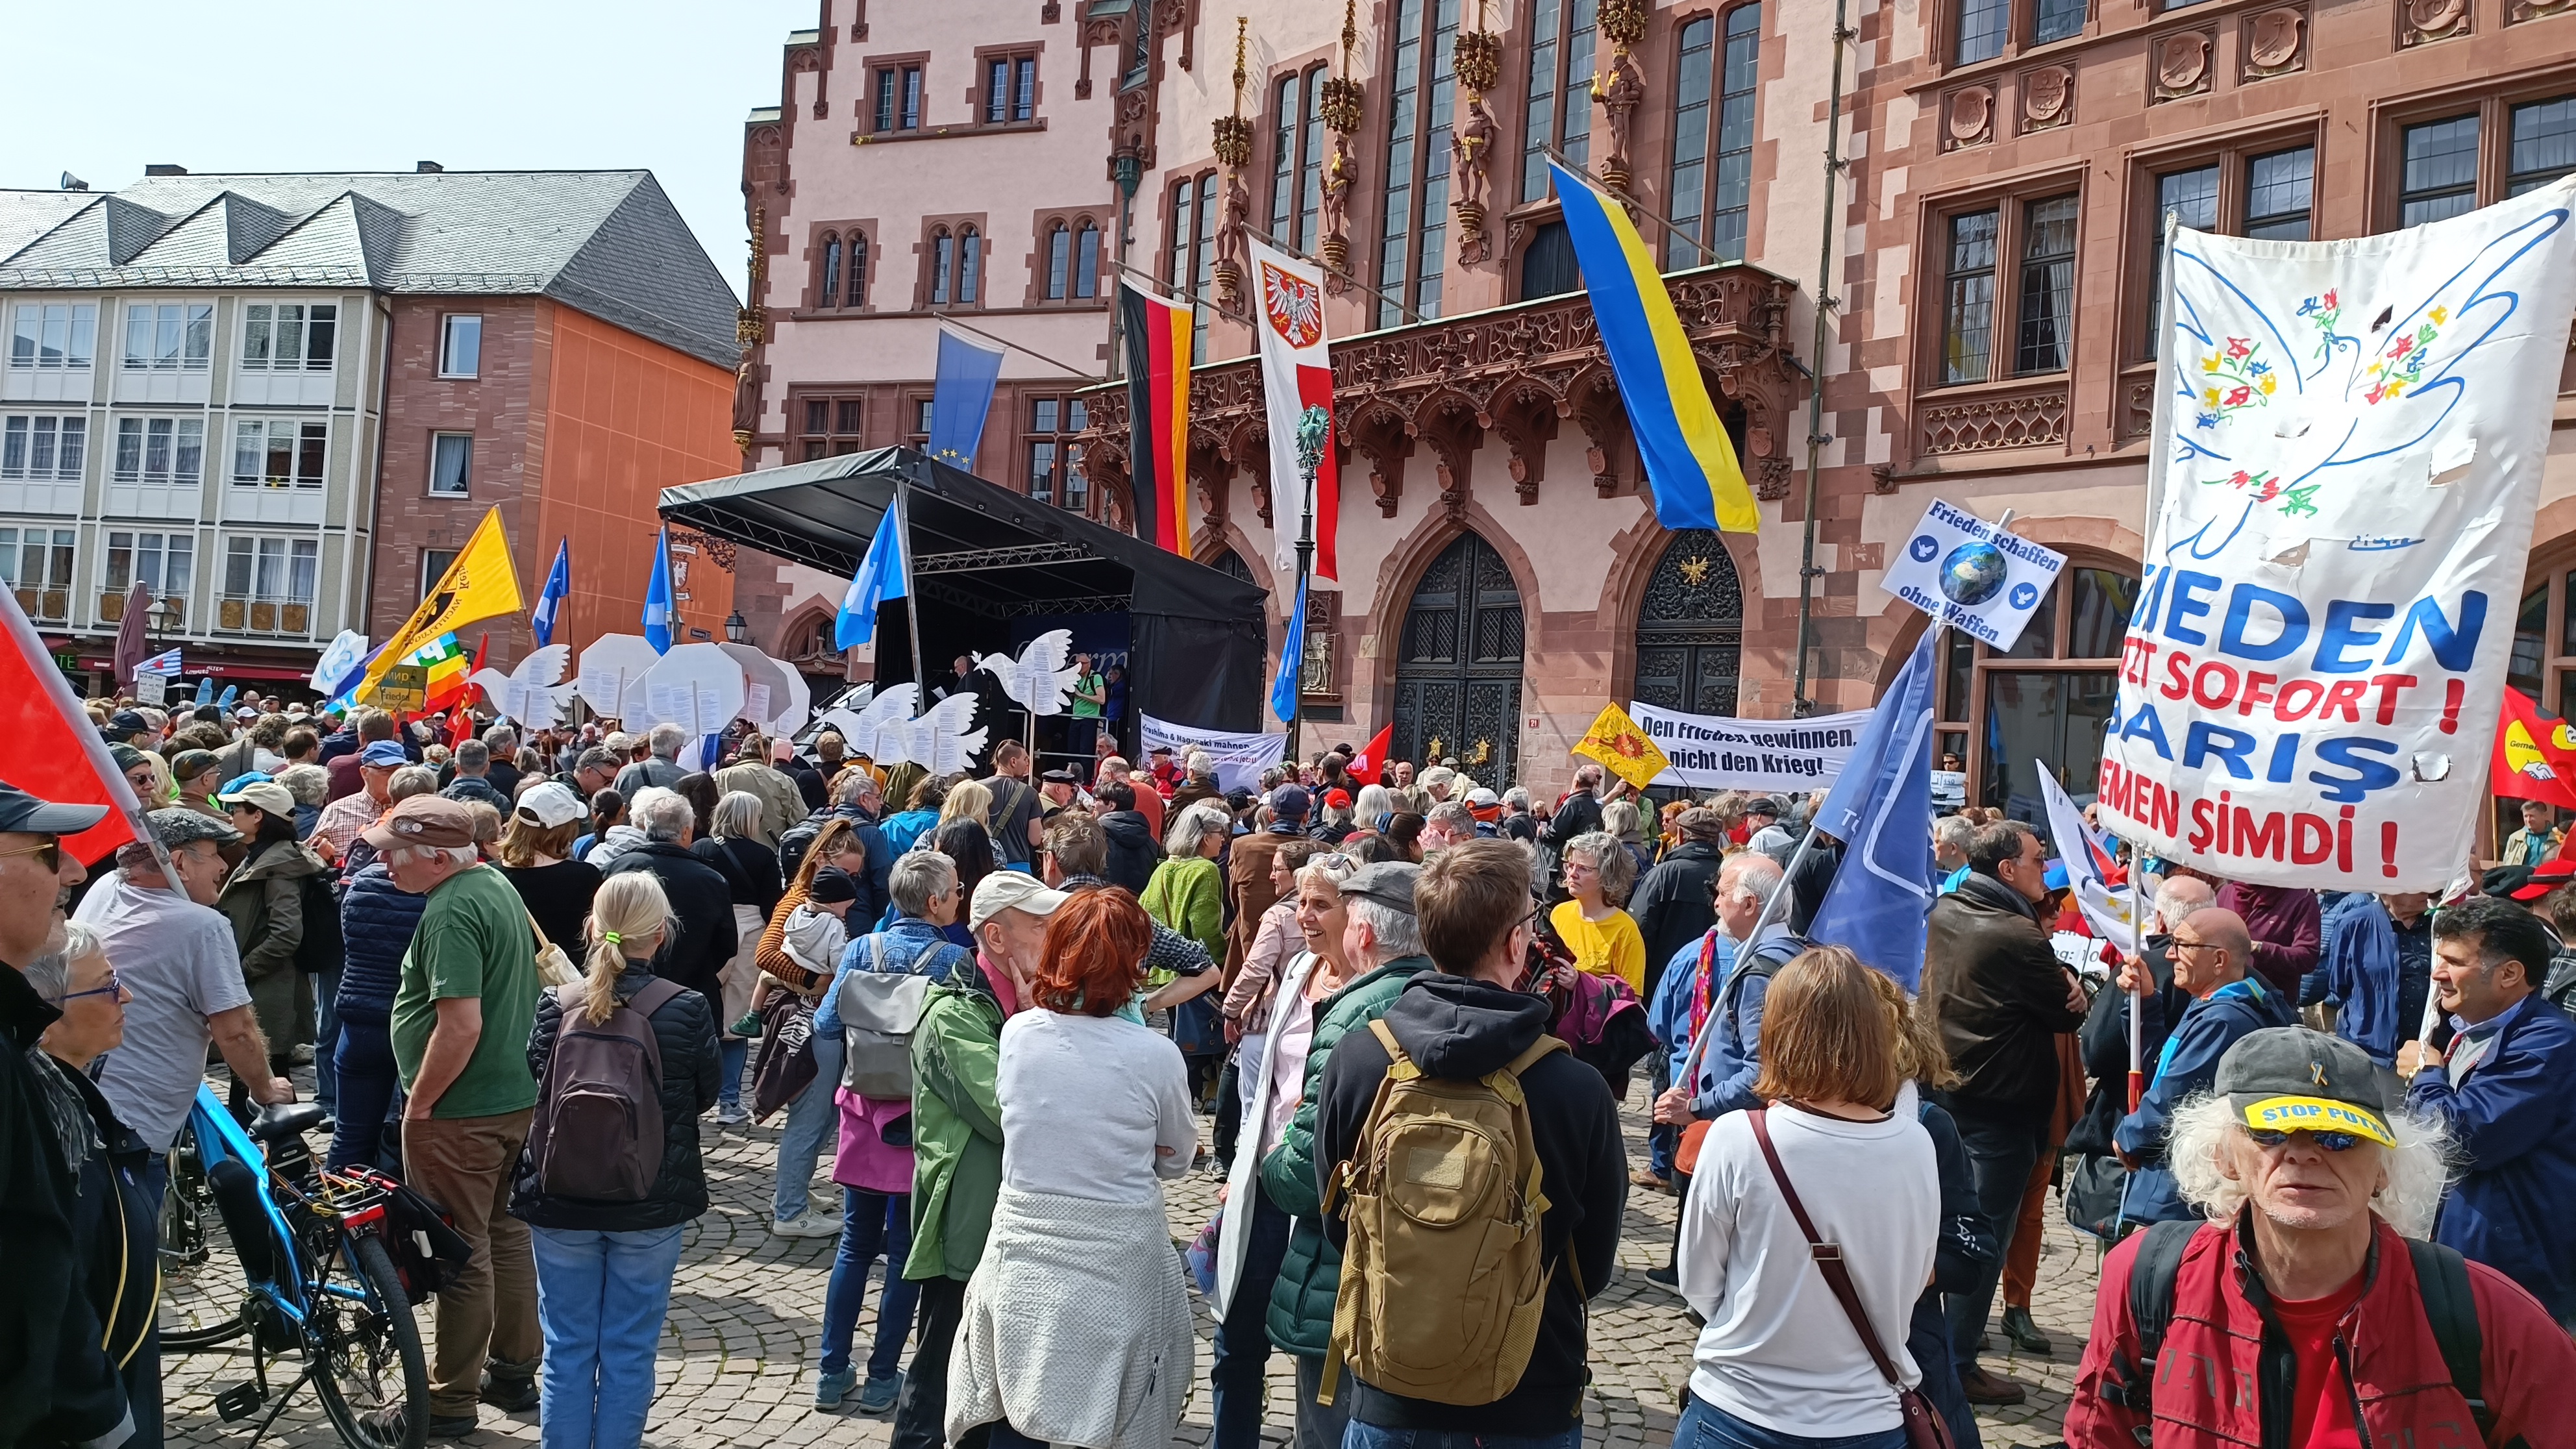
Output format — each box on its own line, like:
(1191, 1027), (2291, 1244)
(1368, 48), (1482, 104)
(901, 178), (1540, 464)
(354, 507), (523, 705)
(1572, 703), (1672, 791)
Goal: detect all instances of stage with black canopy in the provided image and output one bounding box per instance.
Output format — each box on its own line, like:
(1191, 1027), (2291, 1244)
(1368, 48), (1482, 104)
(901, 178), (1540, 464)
(658, 446), (1269, 735)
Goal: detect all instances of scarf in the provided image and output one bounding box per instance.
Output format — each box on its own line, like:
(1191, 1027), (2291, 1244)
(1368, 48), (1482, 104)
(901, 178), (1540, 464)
(27, 1049), (95, 1183)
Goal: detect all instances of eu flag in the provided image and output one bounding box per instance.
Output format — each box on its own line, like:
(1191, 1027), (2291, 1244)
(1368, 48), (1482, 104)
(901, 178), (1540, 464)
(1803, 630), (1939, 987)
(926, 328), (1006, 471)
(1547, 159), (1759, 534)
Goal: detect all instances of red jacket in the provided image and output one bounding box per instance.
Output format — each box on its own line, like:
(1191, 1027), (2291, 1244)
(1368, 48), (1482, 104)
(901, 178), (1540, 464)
(2066, 1215), (2576, 1449)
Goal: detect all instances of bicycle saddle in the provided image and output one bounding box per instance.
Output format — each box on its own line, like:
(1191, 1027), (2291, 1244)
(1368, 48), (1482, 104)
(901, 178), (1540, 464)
(249, 1101), (332, 1143)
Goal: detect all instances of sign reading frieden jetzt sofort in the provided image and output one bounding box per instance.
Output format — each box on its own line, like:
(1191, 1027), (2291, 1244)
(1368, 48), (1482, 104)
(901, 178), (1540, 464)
(1628, 701), (1870, 793)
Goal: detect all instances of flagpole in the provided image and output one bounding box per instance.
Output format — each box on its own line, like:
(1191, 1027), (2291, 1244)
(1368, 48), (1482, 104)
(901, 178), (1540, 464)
(931, 312), (1103, 380)
(1241, 223), (1424, 327)
(895, 471), (926, 720)
(1288, 406), (1328, 769)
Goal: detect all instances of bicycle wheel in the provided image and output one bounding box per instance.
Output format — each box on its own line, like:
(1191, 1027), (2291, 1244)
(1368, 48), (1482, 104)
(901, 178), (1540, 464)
(158, 1145), (251, 1350)
(307, 1235), (429, 1449)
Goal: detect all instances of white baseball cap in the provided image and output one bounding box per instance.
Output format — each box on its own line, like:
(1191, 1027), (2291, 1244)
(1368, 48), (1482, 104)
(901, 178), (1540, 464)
(515, 781), (586, 830)
(969, 871), (1071, 931)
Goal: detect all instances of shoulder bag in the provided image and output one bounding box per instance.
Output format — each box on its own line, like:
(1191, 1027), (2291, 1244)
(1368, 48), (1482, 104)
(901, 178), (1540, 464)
(1746, 1109), (1955, 1449)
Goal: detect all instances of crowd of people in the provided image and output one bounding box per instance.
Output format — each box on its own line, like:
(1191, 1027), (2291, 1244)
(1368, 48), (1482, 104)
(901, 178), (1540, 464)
(5, 689), (2576, 1449)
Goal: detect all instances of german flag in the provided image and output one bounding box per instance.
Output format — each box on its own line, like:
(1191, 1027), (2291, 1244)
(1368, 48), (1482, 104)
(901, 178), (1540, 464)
(1121, 281), (1192, 554)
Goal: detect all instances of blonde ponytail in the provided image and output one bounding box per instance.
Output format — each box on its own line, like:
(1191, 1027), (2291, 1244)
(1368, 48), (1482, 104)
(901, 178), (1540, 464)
(581, 872), (674, 1024)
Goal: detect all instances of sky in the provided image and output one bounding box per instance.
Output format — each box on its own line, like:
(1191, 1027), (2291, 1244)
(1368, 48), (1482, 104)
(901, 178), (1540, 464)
(5, 0), (817, 303)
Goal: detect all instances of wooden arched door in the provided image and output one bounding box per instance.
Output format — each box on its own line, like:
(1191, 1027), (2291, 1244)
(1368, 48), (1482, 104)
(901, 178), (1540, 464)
(1392, 532), (1524, 790)
(1631, 529), (1744, 716)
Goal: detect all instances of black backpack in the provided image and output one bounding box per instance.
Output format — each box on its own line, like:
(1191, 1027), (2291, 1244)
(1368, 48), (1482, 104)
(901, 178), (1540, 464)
(2113, 1219), (2508, 1445)
(293, 869), (344, 976)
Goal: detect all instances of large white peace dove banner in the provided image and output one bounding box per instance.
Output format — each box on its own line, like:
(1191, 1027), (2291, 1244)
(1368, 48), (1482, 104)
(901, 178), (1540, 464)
(2097, 179), (2576, 891)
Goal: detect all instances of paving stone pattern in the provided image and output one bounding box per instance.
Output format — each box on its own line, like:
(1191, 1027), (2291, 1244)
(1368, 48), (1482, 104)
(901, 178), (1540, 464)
(161, 1075), (2105, 1447)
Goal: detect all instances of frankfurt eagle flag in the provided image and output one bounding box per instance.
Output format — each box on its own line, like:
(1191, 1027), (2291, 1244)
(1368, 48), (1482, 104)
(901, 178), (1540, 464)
(1250, 238), (1341, 586)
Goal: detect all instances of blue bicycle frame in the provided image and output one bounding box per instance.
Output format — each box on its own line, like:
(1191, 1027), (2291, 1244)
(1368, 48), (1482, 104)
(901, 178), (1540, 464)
(184, 1082), (314, 1324)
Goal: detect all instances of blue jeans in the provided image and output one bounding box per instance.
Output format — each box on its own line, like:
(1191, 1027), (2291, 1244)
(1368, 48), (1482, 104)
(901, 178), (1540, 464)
(821, 1188), (919, 1380)
(1343, 1424), (1583, 1449)
(719, 1038), (749, 1110)
(327, 1018), (402, 1172)
(1648, 1050), (1676, 1176)
(1674, 1394), (1908, 1449)
(1211, 1184), (1293, 1449)
(313, 968), (341, 1115)
(774, 1032), (843, 1221)
(530, 1223), (687, 1449)
(1940, 1103), (2046, 1367)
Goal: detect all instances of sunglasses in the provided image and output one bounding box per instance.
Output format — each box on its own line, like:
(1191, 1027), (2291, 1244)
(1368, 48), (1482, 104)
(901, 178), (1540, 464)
(0, 838), (63, 871)
(2244, 1127), (2366, 1153)
(60, 967), (123, 1004)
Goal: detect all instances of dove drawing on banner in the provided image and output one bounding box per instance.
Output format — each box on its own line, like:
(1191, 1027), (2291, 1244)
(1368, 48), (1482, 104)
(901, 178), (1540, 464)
(976, 630), (1079, 715)
(468, 644), (576, 730)
(889, 689), (989, 774)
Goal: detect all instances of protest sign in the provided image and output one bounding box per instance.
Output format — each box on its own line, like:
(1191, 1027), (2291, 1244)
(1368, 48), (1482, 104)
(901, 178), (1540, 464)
(1574, 704), (1672, 791)
(1879, 498), (2066, 652)
(2096, 179), (2576, 891)
(1627, 700), (1870, 793)
(1140, 713), (1285, 793)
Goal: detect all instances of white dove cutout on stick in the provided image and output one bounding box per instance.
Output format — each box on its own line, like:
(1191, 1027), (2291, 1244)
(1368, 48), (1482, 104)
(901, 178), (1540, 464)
(469, 643), (575, 730)
(976, 630), (1079, 715)
(889, 690), (988, 774)
(819, 683), (919, 763)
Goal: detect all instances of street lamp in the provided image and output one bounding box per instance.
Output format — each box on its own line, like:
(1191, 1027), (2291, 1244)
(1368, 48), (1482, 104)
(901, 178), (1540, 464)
(724, 609), (750, 645)
(148, 595), (179, 645)
(1287, 403), (1328, 765)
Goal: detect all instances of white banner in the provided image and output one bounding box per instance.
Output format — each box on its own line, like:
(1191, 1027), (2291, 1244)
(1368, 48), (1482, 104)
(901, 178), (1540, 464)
(2099, 179), (2576, 891)
(1249, 238), (1341, 588)
(1879, 498), (2067, 652)
(1627, 700), (1871, 793)
(1141, 713), (1285, 795)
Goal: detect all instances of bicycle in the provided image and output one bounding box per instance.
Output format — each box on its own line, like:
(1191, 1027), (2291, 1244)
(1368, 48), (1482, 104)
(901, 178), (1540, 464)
(159, 1082), (430, 1449)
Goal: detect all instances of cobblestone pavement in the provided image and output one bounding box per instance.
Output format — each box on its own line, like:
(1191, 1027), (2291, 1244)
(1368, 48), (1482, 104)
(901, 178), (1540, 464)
(161, 1075), (2107, 1448)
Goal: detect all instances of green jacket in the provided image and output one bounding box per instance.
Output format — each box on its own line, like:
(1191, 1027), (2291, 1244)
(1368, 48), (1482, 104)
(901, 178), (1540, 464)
(1143, 854), (1226, 965)
(906, 963), (1006, 1282)
(215, 837), (327, 1051)
(1258, 953), (1437, 1356)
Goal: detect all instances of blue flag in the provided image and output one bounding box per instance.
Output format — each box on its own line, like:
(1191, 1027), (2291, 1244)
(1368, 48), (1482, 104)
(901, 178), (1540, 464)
(642, 527), (674, 653)
(926, 328), (1006, 471)
(1271, 574), (1308, 724)
(836, 497), (908, 649)
(1803, 629), (1940, 987)
(532, 539), (570, 647)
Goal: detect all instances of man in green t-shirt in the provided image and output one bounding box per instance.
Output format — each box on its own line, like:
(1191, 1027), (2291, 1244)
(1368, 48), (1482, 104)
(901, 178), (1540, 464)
(1067, 652), (1106, 759)
(372, 794), (544, 1433)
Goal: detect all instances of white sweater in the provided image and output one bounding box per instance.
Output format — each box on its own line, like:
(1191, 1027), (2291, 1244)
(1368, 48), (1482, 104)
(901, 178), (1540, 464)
(1678, 1090), (1939, 1435)
(997, 1009), (1197, 1204)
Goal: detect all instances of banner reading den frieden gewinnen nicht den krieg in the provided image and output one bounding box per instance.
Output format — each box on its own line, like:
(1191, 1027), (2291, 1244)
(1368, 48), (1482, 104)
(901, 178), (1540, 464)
(2097, 177), (2576, 892)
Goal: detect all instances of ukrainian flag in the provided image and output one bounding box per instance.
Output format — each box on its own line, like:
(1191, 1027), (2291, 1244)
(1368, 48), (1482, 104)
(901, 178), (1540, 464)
(1548, 158), (1759, 534)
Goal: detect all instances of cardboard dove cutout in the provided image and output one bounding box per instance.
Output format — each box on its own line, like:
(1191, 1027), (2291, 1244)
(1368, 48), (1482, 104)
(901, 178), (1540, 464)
(977, 629), (1079, 715)
(469, 643), (576, 730)
(576, 634), (663, 722)
(636, 643), (747, 736)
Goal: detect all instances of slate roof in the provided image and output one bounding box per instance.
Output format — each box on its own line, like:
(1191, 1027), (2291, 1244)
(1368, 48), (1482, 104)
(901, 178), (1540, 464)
(0, 170), (741, 369)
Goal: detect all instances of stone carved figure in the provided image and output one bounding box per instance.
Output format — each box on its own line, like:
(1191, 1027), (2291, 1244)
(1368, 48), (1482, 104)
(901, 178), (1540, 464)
(1596, 49), (1646, 186)
(1215, 168), (1252, 309)
(731, 355), (761, 437)
(1451, 92), (1498, 264)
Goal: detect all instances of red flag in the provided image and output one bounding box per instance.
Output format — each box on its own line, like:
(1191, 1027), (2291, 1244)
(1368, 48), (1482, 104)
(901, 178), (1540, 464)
(0, 582), (143, 867)
(2492, 688), (2576, 809)
(447, 634), (489, 747)
(1344, 722), (1394, 786)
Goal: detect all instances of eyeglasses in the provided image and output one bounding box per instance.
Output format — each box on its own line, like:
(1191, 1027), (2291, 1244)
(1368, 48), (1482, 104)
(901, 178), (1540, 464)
(2169, 936), (2218, 955)
(2244, 1127), (2366, 1153)
(60, 968), (123, 1004)
(0, 838), (63, 871)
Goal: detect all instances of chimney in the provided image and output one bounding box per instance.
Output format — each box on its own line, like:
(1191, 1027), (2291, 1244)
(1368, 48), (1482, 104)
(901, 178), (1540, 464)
(416, 160), (444, 173)
(143, 164), (186, 177)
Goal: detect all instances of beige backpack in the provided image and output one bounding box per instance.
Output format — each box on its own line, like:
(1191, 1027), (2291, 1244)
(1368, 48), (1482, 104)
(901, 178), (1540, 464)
(1320, 1017), (1573, 1407)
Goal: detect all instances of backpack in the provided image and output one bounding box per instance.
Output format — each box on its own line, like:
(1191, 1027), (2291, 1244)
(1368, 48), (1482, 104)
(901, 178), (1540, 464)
(1320, 1017), (1572, 1409)
(2115, 1219), (2506, 1443)
(293, 868), (344, 976)
(837, 935), (941, 1098)
(527, 978), (686, 1202)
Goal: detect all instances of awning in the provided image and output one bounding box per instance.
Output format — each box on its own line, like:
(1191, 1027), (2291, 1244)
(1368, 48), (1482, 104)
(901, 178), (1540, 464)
(659, 447), (1270, 730)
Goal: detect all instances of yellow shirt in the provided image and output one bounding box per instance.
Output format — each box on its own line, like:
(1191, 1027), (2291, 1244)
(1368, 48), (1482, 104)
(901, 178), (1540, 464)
(1550, 900), (1648, 995)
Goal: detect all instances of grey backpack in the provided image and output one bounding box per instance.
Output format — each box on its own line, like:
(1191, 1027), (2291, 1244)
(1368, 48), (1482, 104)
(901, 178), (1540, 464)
(529, 978), (685, 1202)
(837, 935), (942, 1098)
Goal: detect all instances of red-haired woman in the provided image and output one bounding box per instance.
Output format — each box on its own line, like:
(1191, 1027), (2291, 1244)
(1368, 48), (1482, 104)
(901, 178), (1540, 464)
(948, 886), (1198, 1449)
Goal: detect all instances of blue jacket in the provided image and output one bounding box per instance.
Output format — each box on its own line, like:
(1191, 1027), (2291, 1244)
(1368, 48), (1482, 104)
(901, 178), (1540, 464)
(2114, 974), (2296, 1225)
(815, 917), (972, 1037)
(2301, 895), (2429, 1067)
(336, 861), (426, 1024)
(1687, 926), (1803, 1119)
(1651, 928), (1737, 1087)
(2409, 991), (2576, 1323)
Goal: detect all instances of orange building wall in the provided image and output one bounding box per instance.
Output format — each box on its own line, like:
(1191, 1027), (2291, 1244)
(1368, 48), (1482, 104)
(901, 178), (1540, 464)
(531, 302), (741, 654)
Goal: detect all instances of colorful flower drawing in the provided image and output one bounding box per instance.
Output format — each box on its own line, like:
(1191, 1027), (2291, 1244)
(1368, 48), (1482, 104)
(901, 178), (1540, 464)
(2296, 290), (2346, 363)
(2191, 338), (2277, 428)
(2202, 466), (2319, 519)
